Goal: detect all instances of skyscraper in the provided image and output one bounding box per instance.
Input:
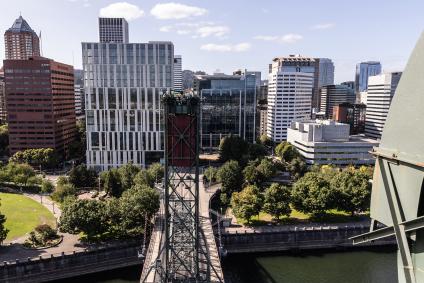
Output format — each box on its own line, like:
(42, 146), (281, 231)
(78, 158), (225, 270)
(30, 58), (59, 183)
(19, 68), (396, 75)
(194, 72), (259, 149)
(267, 55), (314, 142)
(365, 72), (402, 139)
(98, 17), (129, 43)
(83, 19), (173, 170)
(313, 58), (335, 110)
(74, 69), (85, 116)
(4, 16), (40, 60)
(3, 57), (76, 155)
(355, 61), (382, 98)
(173, 55), (182, 92)
(320, 84), (355, 119)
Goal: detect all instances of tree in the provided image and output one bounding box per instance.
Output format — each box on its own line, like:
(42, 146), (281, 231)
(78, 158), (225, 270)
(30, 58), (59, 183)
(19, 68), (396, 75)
(217, 160), (243, 204)
(204, 166), (218, 183)
(331, 169), (372, 215)
(218, 135), (248, 163)
(134, 169), (154, 188)
(68, 164), (98, 189)
(247, 143), (267, 161)
(0, 124), (9, 156)
(100, 168), (123, 197)
(291, 172), (335, 215)
(0, 201), (9, 244)
(68, 120), (86, 161)
(9, 163), (38, 188)
(287, 157), (307, 181)
(118, 163), (141, 191)
(10, 148), (58, 168)
(275, 142), (299, 163)
(119, 184), (160, 235)
(243, 162), (263, 185)
(231, 185), (263, 223)
(59, 198), (107, 239)
(51, 182), (76, 203)
(263, 183), (291, 220)
(257, 158), (276, 180)
(41, 179), (55, 194)
(147, 163), (164, 183)
(259, 134), (273, 147)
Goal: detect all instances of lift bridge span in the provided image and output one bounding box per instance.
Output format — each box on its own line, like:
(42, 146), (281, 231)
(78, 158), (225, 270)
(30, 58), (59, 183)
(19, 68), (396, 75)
(140, 94), (224, 283)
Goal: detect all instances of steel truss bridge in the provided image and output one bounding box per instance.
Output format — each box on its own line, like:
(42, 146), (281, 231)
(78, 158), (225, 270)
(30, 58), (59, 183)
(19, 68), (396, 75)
(140, 94), (224, 283)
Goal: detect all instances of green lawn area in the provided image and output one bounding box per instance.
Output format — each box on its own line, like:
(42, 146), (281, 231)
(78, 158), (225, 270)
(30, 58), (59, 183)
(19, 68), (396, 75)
(0, 192), (56, 241)
(233, 208), (369, 226)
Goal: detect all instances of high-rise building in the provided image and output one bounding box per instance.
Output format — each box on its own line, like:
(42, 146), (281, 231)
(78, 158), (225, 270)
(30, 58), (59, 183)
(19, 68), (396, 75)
(173, 55), (182, 92)
(3, 57), (76, 155)
(267, 55), (314, 142)
(365, 72), (402, 139)
(98, 17), (129, 43)
(258, 80), (268, 137)
(83, 19), (174, 170)
(355, 61), (382, 98)
(314, 58), (335, 110)
(341, 81), (355, 90)
(287, 120), (377, 166)
(333, 102), (366, 134)
(320, 84), (355, 119)
(0, 68), (6, 124)
(4, 16), (40, 60)
(194, 72), (259, 149)
(74, 69), (85, 116)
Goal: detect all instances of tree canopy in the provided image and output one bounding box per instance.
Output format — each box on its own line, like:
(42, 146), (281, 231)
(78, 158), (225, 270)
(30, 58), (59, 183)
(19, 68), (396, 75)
(263, 183), (292, 220)
(10, 148), (58, 168)
(217, 160), (243, 204)
(218, 135), (248, 163)
(231, 185), (263, 223)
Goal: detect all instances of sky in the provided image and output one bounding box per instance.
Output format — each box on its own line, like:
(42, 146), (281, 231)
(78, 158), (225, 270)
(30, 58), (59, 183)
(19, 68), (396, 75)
(1, 0), (424, 83)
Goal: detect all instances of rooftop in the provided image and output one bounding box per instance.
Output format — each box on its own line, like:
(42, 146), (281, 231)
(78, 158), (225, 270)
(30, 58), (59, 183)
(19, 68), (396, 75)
(6, 16), (37, 35)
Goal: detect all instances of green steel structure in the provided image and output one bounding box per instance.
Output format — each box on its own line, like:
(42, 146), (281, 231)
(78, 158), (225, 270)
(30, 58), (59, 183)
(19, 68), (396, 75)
(352, 32), (424, 282)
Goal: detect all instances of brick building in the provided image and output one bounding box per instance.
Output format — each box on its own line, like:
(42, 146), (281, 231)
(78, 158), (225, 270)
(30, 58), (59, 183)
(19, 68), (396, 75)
(3, 57), (76, 155)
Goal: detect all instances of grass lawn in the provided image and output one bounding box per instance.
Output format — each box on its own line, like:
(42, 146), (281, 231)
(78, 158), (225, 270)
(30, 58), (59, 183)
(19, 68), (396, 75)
(0, 192), (56, 241)
(234, 208), (369, 226)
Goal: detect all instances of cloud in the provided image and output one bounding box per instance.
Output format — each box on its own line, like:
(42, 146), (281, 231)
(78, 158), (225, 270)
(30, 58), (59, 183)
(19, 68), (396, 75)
(151, 3), (207, 20)
(200, 43), (251, 52)
(254, 34), (303, 44)
(311, 23), (335, 30)
(99, 2), (144, 21)
(159, 22), (230, 38)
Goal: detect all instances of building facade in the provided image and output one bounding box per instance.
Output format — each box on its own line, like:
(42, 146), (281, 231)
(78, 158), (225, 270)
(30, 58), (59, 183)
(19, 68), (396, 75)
(341, 81), (355, 90)
(74, 69), (84, 116)
(320, 84), (355, 119)
(287, 120), (378, 166)
(267, 55), (314, 142)
(99, 17), (129, 43)
(355, 61), (382, 97)
(365, 72), (402, 140)
(0, 69), (6, 124)
(4, 16), (40, 60)
(333, 103), (366, 134)
(3, 57), (76, 155)
(82, 37), (173, 170)
(195, 73), (259, 149)
(173, 55), (182, 92)
(313, 58), (335, 111)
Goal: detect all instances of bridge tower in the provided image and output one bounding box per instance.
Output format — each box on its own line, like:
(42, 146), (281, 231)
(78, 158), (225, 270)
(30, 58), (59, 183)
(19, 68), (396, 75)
(141, 93), (223, 282)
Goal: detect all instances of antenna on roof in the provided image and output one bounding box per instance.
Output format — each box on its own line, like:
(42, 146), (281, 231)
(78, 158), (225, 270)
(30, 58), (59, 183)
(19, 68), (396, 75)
(39, 30), (43, 56)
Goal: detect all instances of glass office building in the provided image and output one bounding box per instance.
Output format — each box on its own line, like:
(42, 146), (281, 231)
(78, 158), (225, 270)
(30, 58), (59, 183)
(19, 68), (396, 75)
(194, 72), (259, 149)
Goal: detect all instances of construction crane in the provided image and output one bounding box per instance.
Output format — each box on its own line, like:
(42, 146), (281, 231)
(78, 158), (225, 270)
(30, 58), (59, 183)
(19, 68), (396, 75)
(351, 32), (424, 283)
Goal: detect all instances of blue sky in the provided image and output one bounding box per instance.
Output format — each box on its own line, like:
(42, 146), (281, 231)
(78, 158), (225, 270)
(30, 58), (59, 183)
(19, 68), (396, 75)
(1, 0), (424, 82)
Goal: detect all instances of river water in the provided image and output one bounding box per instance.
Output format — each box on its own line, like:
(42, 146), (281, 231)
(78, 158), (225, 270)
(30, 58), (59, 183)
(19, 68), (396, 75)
(55, 249), (397, 283)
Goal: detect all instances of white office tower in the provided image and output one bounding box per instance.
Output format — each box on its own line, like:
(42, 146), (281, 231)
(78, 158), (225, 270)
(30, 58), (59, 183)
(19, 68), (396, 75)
(267, 55), (314, 142)
(173, 55), (182, 92)
(99, 17), (129, 43)
(365, 72), (402, 140)
(83, 21), (174, 170)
